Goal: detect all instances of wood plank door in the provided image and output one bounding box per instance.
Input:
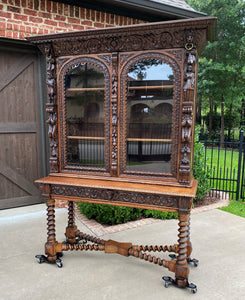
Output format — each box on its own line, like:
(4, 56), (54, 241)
(0, 40), (45, 209)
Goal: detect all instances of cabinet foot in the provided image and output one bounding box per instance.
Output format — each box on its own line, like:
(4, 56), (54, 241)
(162, 276), (197, 293)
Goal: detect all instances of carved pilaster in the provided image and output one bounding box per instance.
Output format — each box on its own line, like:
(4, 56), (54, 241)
(45, 43), (59, 173)
(179, 34), (197, 184)
(111, 53), (119, 176)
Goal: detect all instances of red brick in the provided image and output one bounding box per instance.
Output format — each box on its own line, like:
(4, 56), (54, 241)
(58, 21), (71, 28)
(14, 0), (20, 6)
(63, 4), (69, 16)
(13, 23), (19, 30)
(29, 16), (43, 23)
(52, 1), (57, 13)
(115, 15), (119, 25)
(31, 26), (38, 33)
(81, 20), (92, 27)
(21, 0), (27, 7)
(72, 24), (84, 30)
(28, 0), (33, 9)
(69, 5), (74, 17)
(38, 12), (51, 19)
(110, 14), (114, 24)
(0, 5), (3, 10)
(44, 19), (57, 26)
(94, 22), (104, 28)
(0, 22), (6, 29)
(37, 28), (44, 34)
(7, 5), (20, 13)
(57, 2), (63, 15)
(106, 13), (110, 24)
(101, 12), (105, 23)
(2, 0), (8, 4)
(20, 25), (25, 31)
(91, 10), (95, 21)
(67, 17), (79, 24)
(54, 14), (65, 21)
(46, 0), (51, 12)
(40, 0), (45, 11)
(24, 8), (37, 16)
(0, 11), (11, 18)
(13, 31), (18, 38)
(85, 8), (90, 20)
(75, 6), (79, 18)
(6, 30), (13, 38)
(8, 0), (14, 5)
(0, 31), (6, 37)
(34, 0), (39, 10)
(7, 22), (12, 29)
(80, 7), (85, 19)
(25, 25), (31, 32)
(96, 11), (100, 22)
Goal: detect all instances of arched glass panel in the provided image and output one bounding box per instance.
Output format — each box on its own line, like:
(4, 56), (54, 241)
(126, 59), (174, 173)
(65, 63), (105, 168)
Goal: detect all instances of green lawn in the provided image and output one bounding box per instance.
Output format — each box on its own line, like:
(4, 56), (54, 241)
(219, 201), (245, 218)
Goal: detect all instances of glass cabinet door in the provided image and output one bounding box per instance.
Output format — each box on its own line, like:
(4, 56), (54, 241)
(125, 59), (174, 174)
(65, 63), (106, 169)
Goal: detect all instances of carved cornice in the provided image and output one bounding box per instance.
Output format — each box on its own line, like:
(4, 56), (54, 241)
(26, 18), (216, 57)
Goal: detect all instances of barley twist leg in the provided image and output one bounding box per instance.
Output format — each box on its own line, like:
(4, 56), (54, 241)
(65, 201), (77, 244)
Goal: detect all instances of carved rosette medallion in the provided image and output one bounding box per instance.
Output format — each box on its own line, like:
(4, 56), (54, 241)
(111, 53), (119, 176)
(51, 185), (177, 208)
(45, 43), (59, 173)
(179, 34), (197, 184)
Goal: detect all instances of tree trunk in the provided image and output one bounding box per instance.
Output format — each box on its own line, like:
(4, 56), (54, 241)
(209, 97), (213, 139)
(220, 96), (225, 145)
(196, 94), (202, 125)
(228, 103), (232, 141)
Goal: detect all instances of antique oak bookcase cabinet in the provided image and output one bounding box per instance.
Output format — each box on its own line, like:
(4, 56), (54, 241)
(27, 17), (216, 293)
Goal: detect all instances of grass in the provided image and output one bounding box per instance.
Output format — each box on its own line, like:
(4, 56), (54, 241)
(219, 200), (245, 218)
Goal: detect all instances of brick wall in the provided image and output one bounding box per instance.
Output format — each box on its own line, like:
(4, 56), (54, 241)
(0, 0), (145, 40)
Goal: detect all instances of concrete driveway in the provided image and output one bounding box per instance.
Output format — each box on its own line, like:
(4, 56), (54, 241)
(1, 204), (245, 300)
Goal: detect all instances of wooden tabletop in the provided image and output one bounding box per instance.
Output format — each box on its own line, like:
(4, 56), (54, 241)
(36, 175), (198, 198)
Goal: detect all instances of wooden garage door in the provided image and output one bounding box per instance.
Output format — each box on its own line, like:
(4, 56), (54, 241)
(0, 40), (45, 209)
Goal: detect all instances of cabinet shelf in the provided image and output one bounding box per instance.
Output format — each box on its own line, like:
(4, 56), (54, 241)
(66, 87), (105, 92)
(67, 136), (105, 140)
(67, 136), (171, 143)
(128, 85), (173, 90)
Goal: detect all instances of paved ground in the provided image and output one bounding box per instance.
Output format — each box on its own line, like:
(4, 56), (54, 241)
(1, 204), (245, 300)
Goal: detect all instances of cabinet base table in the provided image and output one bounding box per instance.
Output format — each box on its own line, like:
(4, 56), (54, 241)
(36, 175), (198, 293)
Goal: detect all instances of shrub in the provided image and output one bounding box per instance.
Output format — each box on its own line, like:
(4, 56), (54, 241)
(77, 202), (177, 225)
(193, 125), (211, 199)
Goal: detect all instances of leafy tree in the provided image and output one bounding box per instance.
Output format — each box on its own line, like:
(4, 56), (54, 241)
(187, 0), (245, 141)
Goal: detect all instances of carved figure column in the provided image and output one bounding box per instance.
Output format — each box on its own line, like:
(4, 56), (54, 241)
(111, 52), (119, 176)
(179, 34), (197, 184)
(44, 43), (59, 173)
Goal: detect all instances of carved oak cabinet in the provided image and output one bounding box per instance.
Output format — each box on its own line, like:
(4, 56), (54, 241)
(27, 17), (216, 293)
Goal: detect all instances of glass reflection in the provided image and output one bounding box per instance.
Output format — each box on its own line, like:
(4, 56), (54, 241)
(126, 59), (173, 173)
(65, 63), (105, 168)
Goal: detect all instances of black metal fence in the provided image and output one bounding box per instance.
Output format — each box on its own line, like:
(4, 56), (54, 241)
(200, 130), (245, 200)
